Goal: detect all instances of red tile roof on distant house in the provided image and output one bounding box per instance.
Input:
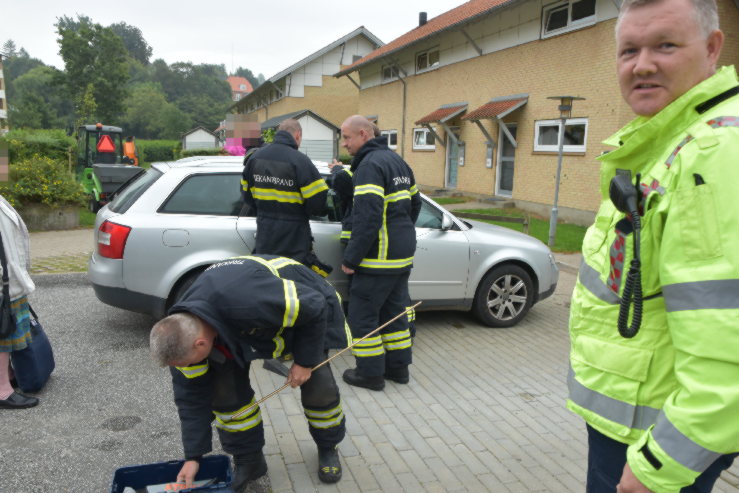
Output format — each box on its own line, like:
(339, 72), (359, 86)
(463, 95), (528, 120)
(416, 103), (467, 125)
(227, 76), (253, 94)
(336, 0), (516, 76)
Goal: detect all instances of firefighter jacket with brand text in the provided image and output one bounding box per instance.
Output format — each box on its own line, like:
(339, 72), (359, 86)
(330, 165), (353, 242)
(567, 66), (739, 492)
(169, 255), (351, 458)
(342, 136), (422, 274)
(241, 131), (328, 264)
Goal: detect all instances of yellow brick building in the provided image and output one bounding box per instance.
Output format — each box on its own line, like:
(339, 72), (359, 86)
(336, 0), (739, 224)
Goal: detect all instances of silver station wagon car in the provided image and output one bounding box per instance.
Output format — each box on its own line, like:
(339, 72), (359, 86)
(88, 156), (558, 327)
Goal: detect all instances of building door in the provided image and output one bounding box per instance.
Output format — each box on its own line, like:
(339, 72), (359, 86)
(446, 128), (460, 188)
(496, 124), (517, 197)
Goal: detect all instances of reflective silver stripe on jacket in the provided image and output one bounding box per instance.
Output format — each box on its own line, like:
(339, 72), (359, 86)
(653, 411), (721, 471)
(568, 366), (660, 430)
(663, 279), (739, 312)
(578, 260), (620, 304)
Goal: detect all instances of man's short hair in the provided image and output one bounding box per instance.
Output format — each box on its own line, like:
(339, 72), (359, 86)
(371, 123), (381, 137)
(150, 313), (201, 367)
(617, 0), (719, 37)
(278, 119), (302, 135)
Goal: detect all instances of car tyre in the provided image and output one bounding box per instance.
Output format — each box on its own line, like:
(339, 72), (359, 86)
(168, 268), (205, 310)
(473, 264), (533, 328)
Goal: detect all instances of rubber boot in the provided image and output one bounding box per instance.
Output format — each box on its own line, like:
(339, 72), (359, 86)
(232, 451), (268, 493)
(384, 366), (410, 384)
(317, 445), (342, 483)
(342, 368), (385, 391)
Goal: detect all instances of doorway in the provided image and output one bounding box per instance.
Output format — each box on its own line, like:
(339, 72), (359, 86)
(496, 124), (517, 196)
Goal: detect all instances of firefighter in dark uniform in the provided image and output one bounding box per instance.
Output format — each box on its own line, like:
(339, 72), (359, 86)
(339, 115), (421, 391)
(241, 119), (328, 266)
(149, 255), (351, 491)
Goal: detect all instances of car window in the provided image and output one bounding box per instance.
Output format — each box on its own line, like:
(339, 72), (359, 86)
(319, 174), (344, 223)
(415, 200), (444, 229)
(160, 173), (243, 216)
(108, 168), (163, 214)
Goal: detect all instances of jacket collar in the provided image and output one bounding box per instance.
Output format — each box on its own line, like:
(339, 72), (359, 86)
(351, 136), (389, 171)
(273, 130), (298, 149)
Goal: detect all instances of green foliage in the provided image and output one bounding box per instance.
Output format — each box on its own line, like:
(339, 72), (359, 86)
(56, 15), (130, 124)
(78, 207), (97, 227)
(0, 129), (75, 163)
(262, 128), (276, 143)
(136, 139), (179, 165)
(433, 196), (470, 205)
(178, 147), (227, 159)
(0, 155), (85, 208)
(337, 153), (352, 164)
(120, 82), (191, 139)
(7, 65), (73, 129)
(108, 22), (152, 65)
(456, 207), (586, 253)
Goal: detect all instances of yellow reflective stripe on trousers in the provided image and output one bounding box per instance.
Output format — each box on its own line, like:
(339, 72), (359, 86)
(282, 279), (299, 327)
(406, 306), (416, 322)
(304, 402), (344, 429)
(176, 362), (209, 378)
(340, 230), (351, 240)
(355, 184), (384, 197)
(251, 187), (303, 204)
(359, 257), (414, 269)
(240, 178), (248, 192)
(382, 329), (412, 351)
(351, 335), (384, 357)
(214, 399), (262, 432)
(300, 178), (329, 199)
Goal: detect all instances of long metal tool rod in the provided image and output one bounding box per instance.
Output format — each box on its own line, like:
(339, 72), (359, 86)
(232, 301), (422, 420)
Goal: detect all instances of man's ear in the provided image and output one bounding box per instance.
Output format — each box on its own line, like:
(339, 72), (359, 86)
(705, 29), (724, 68)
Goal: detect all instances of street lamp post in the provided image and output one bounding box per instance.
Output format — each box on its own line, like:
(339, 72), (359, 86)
(546, 96), (585, 248)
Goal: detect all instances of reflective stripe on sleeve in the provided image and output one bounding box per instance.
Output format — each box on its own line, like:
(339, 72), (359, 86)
(300, 178), (329, 199)
(268, 257), (303, 271)
(410, 184), (419, 196)
(240, 179), (248, 192)
(568, 366), (660, 431)
(282, 280), (299, 327)
(251, 187), (303, 204)
(358, 257), (414, 269)
(652, 412), (721, 471)
(176, 362), (209, 378)
(340, 230), (351, 240)
(663, 279), (739, 312)
(355, 184), (384, 197)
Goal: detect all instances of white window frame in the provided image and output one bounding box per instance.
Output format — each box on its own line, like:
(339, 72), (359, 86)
(534, 118), (588, 152)
(413, 127), (436, 151)
(415, 47), (440, 74)
(541, 0), (596, 38)
(381, 130), (398, 149)
(381, 64), (400, 83)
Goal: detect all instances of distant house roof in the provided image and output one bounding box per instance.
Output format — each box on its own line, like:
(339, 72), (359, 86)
(227, 76), (253, 94)
(261, 110), (339, 132)
(336, 0), (519, 76)
(182, 126), (218, 138)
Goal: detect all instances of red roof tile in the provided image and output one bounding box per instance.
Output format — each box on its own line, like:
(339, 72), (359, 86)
(337, 0), (514, 75)
(463, 97), (527, 120)
(416, 104), (467, 125)
(227, 76), (253, 94)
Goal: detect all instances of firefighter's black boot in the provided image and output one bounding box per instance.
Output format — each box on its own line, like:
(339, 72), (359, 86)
(342, 368), (385, 391)
(317, 445), (342, 483)
(384, 366), (410, 384)
(232, 451), (268, 493)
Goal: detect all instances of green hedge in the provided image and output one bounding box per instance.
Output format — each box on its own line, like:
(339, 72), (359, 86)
(136, 139), (179, 165)
(178, 147), (227, 159)
(0, 129), (75, 163)
(0, 155), (85, 208)
(337, 153), (352, 165)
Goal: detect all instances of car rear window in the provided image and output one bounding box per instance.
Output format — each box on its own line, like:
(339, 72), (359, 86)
(107, 168), (163, 214)
(159, 173), (243, 216)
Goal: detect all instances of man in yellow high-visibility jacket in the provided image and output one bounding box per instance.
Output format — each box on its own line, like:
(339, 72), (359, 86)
(567, 0), (739, 491)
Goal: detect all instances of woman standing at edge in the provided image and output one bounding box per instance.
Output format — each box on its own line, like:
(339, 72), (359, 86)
(0, 194), (39, 409)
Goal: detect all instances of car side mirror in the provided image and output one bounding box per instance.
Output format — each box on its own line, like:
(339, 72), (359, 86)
(441, 214), (453, 231)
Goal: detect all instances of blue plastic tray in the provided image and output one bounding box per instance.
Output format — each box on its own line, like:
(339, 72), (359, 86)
(110, 455), (233, 493)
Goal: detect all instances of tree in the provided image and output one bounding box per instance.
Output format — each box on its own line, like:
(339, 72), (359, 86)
(109, 22), (153, 65)
(120, 82), (190, 139)
(1, 44), (45, 103)
(56, 15), (130, 124)
(234, 66), (260, 90)
(2, 39), (18, 57)
(7, 65), (72, 129)
(76, 83), (98, 129)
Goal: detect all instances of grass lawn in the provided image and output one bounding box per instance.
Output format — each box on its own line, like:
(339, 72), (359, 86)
(79, 207), (97, 228)
(455, 207), (585, 253)
(433, 196), (471, 205)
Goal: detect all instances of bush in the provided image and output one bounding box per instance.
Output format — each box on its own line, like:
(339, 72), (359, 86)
(0, 155), (86, 208)
(178, 147), (227, 159)
(337, 153), (352, 165)
(0, 129), (75, 163)
(136, 139), (179, 165)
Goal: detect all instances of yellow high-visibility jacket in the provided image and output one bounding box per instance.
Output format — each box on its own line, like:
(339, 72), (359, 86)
(568, 66), (739, 492)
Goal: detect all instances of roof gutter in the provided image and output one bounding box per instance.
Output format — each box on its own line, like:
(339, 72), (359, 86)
(334, 0), (524, 77)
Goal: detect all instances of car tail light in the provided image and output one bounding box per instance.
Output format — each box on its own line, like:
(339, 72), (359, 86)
(98, 220), (131, 259)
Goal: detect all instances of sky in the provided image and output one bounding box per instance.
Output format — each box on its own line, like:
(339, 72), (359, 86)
(2, 0), (465, 78)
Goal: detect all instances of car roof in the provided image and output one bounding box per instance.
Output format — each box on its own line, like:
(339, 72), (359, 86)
(152, 155), (331, 174)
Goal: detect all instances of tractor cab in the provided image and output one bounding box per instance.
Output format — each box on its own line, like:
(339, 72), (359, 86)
(76, 123), (142, 212)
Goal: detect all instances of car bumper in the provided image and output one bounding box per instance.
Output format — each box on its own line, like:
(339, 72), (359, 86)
(91, 282), (167, 319)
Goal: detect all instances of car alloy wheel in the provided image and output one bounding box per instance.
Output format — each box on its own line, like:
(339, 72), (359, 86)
(473, 264), (533, 328)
